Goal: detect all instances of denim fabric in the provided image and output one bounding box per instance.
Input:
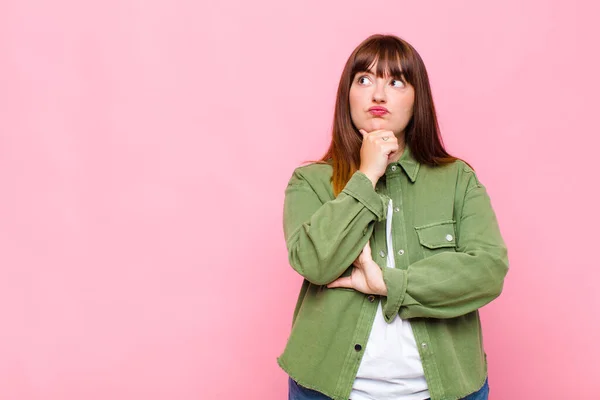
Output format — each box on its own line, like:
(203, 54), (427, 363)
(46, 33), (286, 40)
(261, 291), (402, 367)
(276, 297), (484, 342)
(458, 377), (489, 400)
(288, 376), (490, 400)
(289, 377), (333, 400)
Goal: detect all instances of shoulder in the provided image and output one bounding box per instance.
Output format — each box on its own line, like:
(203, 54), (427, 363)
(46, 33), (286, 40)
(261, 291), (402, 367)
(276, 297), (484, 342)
(444, 158), (487, 199)
(418, 158), (471, 178)
(288, 161), (333, 185)
(420, 158), (483, 193)
(295, 160), (333, 175)
(285, 161), (335, 201)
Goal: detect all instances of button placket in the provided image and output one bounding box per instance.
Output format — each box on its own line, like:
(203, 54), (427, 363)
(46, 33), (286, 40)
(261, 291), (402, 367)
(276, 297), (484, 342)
(386, 172), (408, 270)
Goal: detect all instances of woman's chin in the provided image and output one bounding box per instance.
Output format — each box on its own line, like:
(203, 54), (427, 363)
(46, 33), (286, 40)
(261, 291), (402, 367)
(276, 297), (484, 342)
(370, 119), (386, 131)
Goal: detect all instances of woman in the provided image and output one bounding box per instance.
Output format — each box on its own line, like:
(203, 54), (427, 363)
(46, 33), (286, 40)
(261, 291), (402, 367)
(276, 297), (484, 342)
(278, 34), (508, 400)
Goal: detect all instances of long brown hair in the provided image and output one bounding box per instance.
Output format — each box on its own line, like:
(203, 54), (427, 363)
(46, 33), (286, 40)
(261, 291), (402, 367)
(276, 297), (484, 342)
(307, 34), (459, 196)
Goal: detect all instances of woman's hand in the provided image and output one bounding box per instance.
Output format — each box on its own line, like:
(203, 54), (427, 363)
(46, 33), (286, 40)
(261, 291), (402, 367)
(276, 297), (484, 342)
(358, 128), (399, 187)
(327, 240), (388, 296)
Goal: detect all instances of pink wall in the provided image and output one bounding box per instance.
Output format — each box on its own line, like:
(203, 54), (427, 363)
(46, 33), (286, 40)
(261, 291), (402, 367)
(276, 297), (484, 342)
(1, 0), (598, 398)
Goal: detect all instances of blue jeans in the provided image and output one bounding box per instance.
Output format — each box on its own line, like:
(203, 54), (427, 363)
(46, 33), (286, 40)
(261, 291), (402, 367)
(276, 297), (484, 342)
(288, 376), (489, 400)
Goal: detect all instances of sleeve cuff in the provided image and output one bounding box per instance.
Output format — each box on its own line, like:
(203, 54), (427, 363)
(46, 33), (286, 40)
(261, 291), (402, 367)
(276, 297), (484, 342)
(341, 171), (389, 222)
(380, 267), (408, 323)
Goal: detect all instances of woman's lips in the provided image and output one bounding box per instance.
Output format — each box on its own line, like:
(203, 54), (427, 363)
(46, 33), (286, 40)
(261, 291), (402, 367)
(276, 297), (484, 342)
(368, 106), (389, 116)
(369, 109), (388, 116)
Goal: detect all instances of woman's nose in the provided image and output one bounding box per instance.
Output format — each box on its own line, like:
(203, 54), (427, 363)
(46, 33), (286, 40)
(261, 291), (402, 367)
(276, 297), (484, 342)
(372, 84), (386, 103)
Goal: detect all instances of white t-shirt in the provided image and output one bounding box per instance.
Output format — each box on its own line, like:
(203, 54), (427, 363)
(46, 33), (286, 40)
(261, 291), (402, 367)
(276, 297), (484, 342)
(350, 199), (431, 400)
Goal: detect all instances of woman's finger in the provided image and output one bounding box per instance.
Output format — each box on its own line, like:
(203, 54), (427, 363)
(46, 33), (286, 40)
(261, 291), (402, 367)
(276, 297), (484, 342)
(360, 128), (388, 138)
(365, 130), (386, 139)
(327, 276), (352, 289)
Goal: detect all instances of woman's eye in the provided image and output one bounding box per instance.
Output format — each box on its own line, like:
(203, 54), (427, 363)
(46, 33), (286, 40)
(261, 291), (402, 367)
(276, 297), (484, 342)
(358, 76), (371, 85)
(391, 79), (405, 88)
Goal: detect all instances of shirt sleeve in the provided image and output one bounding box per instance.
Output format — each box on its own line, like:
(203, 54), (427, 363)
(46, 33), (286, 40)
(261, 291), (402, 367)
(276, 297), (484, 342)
(284, 168), (390, 286)
(379, 172), (509, 322)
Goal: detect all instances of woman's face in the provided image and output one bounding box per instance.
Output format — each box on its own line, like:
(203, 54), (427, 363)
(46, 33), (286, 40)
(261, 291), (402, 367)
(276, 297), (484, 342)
(349, 62), (415, 136)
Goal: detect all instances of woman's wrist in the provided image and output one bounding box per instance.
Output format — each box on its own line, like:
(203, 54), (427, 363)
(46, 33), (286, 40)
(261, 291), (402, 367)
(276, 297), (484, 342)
(377, 280), (388, 296)
(359, 169), (378, 188)
(371, 261), (388, 296)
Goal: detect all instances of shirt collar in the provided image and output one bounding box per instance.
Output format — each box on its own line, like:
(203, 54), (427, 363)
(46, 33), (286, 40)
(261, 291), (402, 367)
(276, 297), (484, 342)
(394, 144), (420, 183)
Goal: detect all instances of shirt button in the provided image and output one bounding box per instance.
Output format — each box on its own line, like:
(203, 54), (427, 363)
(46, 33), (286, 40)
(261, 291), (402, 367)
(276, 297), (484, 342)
(397, 249), (405, 255)
(391, 165), (397, 171)
(367, 295), (375, 302)
(446, 234), (453, 241)
(355, 344), (362, 351)
(379, 250), (386, 258)
(394, 207), (400, 212)
(421, 343), (427, 348)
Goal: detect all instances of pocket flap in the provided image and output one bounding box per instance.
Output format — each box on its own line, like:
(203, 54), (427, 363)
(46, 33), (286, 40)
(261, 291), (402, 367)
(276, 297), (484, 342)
(415, 220), (457, 249)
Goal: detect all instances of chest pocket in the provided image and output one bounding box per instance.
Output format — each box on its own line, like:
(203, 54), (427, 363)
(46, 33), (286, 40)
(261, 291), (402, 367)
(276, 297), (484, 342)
(414, 220), (457, 257)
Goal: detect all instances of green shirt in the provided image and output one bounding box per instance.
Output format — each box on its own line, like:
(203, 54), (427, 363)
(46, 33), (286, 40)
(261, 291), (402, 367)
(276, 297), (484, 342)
(277, 145), (509, 400)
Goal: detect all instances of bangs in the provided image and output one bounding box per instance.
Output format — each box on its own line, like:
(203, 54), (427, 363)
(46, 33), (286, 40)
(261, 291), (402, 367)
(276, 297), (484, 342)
(351, 37), (414, 83)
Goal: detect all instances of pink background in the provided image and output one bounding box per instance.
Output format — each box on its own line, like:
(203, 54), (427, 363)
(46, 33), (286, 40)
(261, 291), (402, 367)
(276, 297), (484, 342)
(1, 0), (599, 398)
